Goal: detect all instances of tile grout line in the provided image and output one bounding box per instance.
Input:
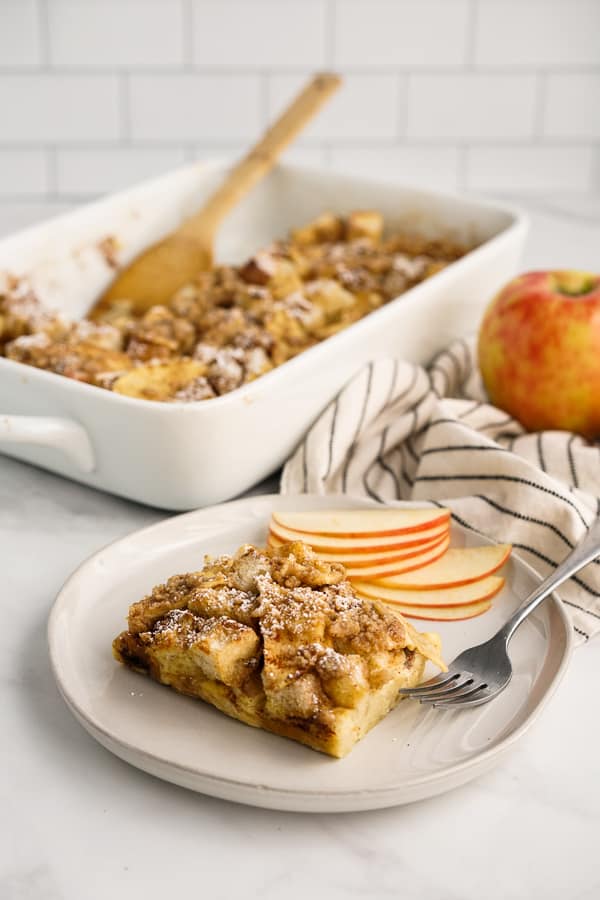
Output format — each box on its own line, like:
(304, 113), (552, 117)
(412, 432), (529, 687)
(0, 65), (599, 77)
(592, 147), (600, 191)
(1, 138), (599, 152)
(465, 0), (479, 68)
(182, 0), (194, 69)
(118, 72), (131, 144)
(325, 0), (336, 69)
(45, 146), (58, 196)
(36, 0), (51, 67)
(457, 145), (469, 192)
(259, 71), (270, 129)
(397, 73), (408, 139)
(533, 71), (547, 140)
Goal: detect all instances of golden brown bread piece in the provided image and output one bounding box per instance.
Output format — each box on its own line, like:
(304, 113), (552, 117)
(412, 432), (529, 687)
(113, 541), (444, 758)
(2, 211), (468, 403)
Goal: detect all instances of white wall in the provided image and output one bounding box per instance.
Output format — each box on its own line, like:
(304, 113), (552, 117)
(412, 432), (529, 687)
(0, 0), (599, 235)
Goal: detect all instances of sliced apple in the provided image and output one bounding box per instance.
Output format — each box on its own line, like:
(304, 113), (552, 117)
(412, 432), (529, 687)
(269, 520), (449, 553)
(343, 536), (450, 579)
(267, 530), (448, 565)
(364, 597), (494, 621)
(370, 544), (512, 590)
(354, 574), (504, 608)
(272, 507), (450, 538)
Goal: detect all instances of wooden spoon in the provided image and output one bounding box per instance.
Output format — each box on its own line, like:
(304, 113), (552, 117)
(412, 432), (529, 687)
(90, 72), (341, 319)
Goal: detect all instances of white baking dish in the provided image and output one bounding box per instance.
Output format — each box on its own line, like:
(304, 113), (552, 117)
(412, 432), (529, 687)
(0, 161), (528, 510)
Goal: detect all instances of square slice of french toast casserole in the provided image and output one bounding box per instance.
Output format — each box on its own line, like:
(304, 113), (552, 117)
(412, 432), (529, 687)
(113, 541), (444, 757)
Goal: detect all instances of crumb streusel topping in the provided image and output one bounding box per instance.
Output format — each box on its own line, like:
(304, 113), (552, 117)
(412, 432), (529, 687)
(1, 211), (466, 402)
(112, 541), (444, 756)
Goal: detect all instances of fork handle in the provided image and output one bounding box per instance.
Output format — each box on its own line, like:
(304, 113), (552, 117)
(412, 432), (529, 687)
(502, 515), (600, 642)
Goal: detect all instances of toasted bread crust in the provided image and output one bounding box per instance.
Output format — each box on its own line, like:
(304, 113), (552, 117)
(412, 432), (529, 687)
(113, 542), (442, 757)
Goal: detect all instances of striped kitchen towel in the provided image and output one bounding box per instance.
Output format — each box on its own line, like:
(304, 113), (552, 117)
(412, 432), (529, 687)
(281, 338), (600, 644)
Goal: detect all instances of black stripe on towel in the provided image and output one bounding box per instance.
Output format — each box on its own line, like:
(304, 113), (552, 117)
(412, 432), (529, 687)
(567, 434), (580, 489)
(456, 337), (472, 367)
(474, 494), (579, 553)
(405, 409), (420, 463)
(342, 362), (374, 492)
(323, 396), (339, 481)
(430, 363), (450, 398)
(302, 436), (308, 492)
(386, 364), (420, 413)
(375, 428), (401, 498)
(536, 433), (547, 472)
(458, 400), (483, 420)
(362, 428), (400, 501)
(420, 444), (511, 457)
(383, 358), (399, 408)
(432, 503), (597, 632)
(415, 473), (591, 530)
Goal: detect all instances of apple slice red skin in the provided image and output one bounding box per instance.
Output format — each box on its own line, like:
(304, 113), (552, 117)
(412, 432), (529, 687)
(354, 574), (504, 608)
(271, 508), (450, 539)
(375, 598), (493, 622)
(269, 520), (449, 554)
(267, 530), (449, 567)
(370, 544), (512, 590)
(344, 537), (450, 579)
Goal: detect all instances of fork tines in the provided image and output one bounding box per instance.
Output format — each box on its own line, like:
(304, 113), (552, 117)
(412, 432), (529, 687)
(399, 672), (491, 708)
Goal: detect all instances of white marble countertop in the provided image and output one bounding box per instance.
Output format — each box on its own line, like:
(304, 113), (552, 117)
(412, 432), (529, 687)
(2, 195), (600, 900)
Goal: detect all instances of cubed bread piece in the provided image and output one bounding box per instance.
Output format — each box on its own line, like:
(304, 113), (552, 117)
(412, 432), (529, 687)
(142, 609), (260, 688)
(291, 212), (344, 246)
(316, 651), (369, 708)
(346, 211), (384, 242)
(112, 359), (206, 401)
(127, 572), (206, 634)
(113, 541), (444, 758)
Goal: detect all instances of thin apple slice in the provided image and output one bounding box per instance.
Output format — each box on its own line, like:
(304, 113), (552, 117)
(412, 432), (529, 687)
(362, 597), (494, 621)
(354, 574), (504, 608)
(371, 544), (512, 590)
(269, 519), (449, 553)
(343, 536), (450, 579)
(272, 507), (450, 538)
(267, 530), (448, 565)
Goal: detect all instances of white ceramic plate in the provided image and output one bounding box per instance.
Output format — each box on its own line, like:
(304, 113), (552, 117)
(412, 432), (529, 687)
(48, 494), (573, 813)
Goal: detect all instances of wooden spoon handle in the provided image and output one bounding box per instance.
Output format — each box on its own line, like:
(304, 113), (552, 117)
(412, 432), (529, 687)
(181, 72), (341, 237)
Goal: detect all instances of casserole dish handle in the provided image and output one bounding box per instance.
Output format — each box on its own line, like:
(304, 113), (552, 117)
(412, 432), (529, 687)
(0, 415), (95, 473)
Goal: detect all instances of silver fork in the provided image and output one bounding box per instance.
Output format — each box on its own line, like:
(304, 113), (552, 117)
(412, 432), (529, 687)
(399, 516), (600, 709)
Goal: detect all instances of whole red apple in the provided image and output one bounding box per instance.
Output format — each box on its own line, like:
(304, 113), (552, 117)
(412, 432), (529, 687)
(478, 271), (600, 439)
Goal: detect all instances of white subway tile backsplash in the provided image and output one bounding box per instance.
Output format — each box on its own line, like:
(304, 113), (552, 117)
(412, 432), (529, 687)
(129, 75), (262, 141)
(0, 0), (598, 201)
(544, 74), (600, 138)
(274, 146), (329, 167)
(335, 0), (469, 68)
(56, 148), (188, 196)
(330, 146), (460, 191)
(0, 76), (120, 142)
(407, 75), (537, 140)
(0, 0), (41, 67)
(191, 145), (329, 168)
(466, 146), (594, 192)
(268, 74), (401, 140)
(48, 0), (185, 67)
(476, 0), (600, 67)
(0, 150), (48, 197)
(193, 0), (326, 67)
